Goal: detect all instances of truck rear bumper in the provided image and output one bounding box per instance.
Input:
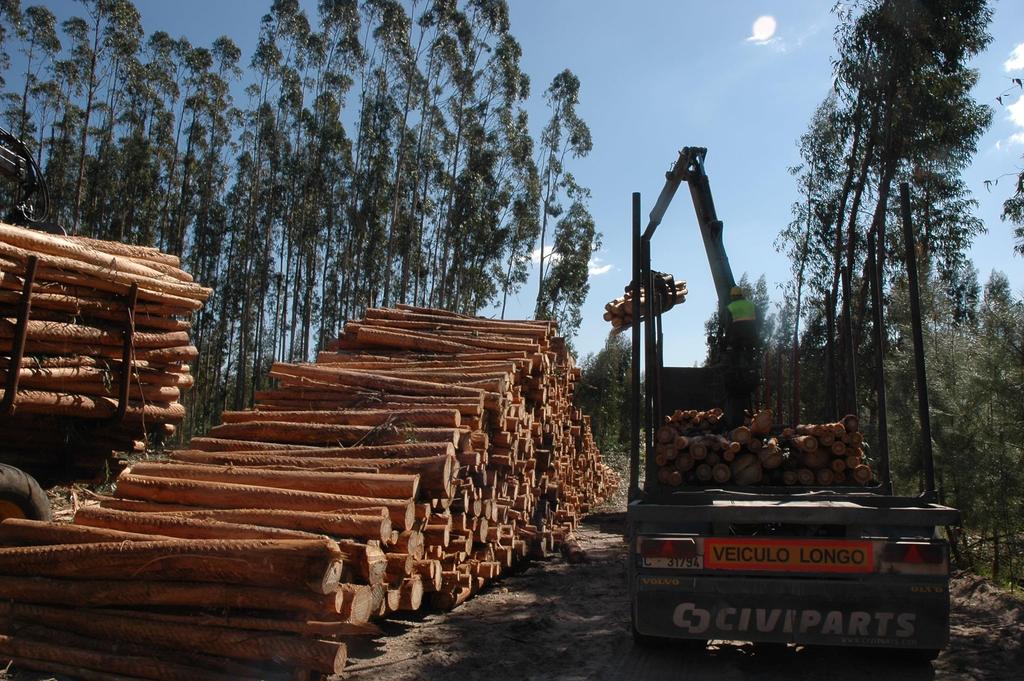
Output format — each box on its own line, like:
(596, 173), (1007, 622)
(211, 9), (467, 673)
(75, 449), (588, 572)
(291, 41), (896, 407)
(633, 574), (949, 649)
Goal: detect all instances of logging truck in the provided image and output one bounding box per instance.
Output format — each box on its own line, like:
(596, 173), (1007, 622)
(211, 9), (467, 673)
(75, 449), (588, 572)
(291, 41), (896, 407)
(625, 148), (959, 658)
(0, 126), (56, 522)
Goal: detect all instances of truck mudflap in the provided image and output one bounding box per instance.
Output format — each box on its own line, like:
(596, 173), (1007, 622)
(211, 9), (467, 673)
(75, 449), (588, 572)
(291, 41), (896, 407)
(634, 576), (949, 649)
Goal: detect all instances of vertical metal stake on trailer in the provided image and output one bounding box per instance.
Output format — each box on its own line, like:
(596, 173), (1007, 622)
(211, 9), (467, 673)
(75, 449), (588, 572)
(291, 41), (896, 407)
(629, 193), (642, 500)
(867, 228), (893, 494)
(642, 231), (656, 490)
(109, 283), (140, 424)
(899, 182), (936, 496)
(0, 256), (38, 416)
(638, 235), (655, 466)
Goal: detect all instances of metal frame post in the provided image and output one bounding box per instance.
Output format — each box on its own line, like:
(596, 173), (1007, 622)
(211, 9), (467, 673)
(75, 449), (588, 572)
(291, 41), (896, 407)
(867, 228), (893, 494)
(629, 193), (642, 500)
(1, 256), (38, 415)
(109, 283), (139, 424)
(642, 237), (655, 484)
(900, 182), (936, 495)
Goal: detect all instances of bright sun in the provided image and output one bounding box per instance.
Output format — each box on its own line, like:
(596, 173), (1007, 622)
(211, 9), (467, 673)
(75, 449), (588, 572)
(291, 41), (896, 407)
(750, 15), (777, 42)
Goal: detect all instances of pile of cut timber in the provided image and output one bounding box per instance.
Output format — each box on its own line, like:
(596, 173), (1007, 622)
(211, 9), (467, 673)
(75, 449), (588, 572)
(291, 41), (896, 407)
(0, 305), (617, 679)
(603, 275), (687, 330)
(654, 408), (875, 487)
(0, 526), (356, 678)
(0, 223), (208, 479)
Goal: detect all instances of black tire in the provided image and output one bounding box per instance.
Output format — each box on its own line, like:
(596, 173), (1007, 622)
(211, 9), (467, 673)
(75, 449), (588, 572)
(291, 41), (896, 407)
(0, 464), (51, 521)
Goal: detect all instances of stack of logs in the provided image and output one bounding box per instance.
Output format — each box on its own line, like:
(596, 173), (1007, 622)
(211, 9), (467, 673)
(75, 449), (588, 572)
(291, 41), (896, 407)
(0, 223), (208, 480)
(0, 305), (618, 679)
(654, 408), (875, 487)
(603, 275), (687, 330)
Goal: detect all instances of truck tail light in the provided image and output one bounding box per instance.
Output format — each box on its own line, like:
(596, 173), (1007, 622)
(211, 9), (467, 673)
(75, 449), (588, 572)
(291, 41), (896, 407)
(881, 542), (945, 564)
(638, 537), (697, 560)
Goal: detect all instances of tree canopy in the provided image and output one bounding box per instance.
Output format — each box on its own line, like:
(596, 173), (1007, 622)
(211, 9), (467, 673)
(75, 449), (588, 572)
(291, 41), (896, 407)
(0, 0), (598, 432)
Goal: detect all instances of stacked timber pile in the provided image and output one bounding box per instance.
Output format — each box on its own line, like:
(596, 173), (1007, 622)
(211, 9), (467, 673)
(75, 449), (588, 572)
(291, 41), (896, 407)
(0, 305), (617, 680)
(603, 274), (687, 330)
(654, 408), (875, 487)
(0, 223), (208, 479)
(0, 524), (357, 678)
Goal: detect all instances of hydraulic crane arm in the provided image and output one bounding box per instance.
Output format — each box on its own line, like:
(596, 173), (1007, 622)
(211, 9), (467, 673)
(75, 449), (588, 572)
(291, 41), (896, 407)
(643, 147), (737, 318)
(0, 126), (62, 233)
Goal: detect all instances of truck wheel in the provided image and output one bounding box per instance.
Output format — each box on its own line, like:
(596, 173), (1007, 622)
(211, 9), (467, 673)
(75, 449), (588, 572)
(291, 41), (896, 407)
(0, 464), (51, 521)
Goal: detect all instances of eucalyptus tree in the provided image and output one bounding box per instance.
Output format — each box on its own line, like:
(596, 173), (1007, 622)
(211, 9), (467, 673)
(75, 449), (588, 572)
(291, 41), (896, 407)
(0, 0), (601, 420)
(313, 0), (363, 346)
(779, 0), (993, 419)
(534, 179), (598, 343)
(444, 7), (536, 314)
(12, 5), (60, 138)
(1001, 168), (1024, 255)
(62, 0), (142, 233)
(533, 68), (592, 318)
(0, 0), (22, 89)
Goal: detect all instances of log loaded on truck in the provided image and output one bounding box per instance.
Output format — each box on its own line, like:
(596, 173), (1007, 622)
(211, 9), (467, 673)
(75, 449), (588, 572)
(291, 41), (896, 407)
(0, 127), (201, 522)
(623, 148), (959, 659)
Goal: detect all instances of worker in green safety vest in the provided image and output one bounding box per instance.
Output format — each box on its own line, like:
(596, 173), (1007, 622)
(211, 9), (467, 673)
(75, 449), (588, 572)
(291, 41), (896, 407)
(725, 285), (757, 350)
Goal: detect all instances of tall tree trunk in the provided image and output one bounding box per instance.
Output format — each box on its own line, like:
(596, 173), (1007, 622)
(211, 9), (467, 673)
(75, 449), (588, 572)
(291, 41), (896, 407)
(72, 16), (102, 234)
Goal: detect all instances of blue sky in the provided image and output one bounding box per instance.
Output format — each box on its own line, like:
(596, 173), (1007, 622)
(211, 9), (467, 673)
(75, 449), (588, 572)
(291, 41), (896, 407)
(28, 1), (1024, 364)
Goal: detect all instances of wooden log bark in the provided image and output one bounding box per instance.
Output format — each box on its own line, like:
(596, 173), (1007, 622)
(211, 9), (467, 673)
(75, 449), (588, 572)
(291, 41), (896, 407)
(167, 451), (455, 499)
(219, 408), (461, 428)
(270, 363), (490, 401)
(0, 538), (344, 593)
(87, 608), (380, 638)
(90, 506), (392, 543)
(206, 420), (461, 447)
(0, 634), (239, 681)
(72, 506), (327, 541)
(125, 462), (421, 500)
(112, 474), (416, 529)
(0, 518), (160, 545)
(0, 575), (345, 615)
(2, 390), (184, 423)
(0, 602), (347, 674)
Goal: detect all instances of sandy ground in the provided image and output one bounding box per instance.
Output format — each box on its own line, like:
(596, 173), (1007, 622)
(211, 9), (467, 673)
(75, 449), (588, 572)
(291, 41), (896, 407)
(344, 512), (1023, 681)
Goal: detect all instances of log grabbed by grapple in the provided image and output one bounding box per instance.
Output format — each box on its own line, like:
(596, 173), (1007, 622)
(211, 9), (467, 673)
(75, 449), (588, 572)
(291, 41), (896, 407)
(603, 273), (687, 330)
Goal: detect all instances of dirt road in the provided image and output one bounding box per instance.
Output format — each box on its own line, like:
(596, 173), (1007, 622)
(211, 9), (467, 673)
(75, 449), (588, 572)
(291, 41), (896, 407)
(346, 512), (1023, 681)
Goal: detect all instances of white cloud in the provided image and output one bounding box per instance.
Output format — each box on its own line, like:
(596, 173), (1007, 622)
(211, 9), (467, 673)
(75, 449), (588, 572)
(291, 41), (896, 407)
(1005, 43), (1024, 72)
(588, 258), (613, 277)
(1008, 94), (1024, 128)
(529, 245), (559, 265)
(745, 19), (821, 55)
(1000, 94), (1024, 148)
(751, 36), (784, 52)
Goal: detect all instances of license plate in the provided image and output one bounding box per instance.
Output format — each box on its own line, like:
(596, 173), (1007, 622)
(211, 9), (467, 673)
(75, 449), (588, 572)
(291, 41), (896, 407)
(642, 555), (703, 569)
(703, 538), (873, 573)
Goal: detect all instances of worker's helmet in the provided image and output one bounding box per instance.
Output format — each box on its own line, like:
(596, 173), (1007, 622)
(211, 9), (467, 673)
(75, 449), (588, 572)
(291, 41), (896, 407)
(730, 286), (743, 298)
